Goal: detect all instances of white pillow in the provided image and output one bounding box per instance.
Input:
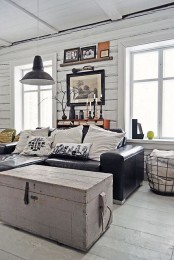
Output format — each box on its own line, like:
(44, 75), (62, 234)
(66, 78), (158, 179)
(13, 128), (49, 154)
(51, 126), (83, 148)
(21, 136), (52, 156)
(83, 126), (125, 161)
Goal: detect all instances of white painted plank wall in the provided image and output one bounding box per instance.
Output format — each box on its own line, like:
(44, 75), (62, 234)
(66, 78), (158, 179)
(0, 8), (174, 146)
(0, 64), (10, 129)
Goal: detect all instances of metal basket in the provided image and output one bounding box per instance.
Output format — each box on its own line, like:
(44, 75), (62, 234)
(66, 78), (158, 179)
(146, 155), (174, 196)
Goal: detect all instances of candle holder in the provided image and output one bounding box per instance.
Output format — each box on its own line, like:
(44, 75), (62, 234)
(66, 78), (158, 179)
(86, 101), (89, 119)
(94, 99), (98, 119)
(93, 98), (96, 119)
(99, 97), (103, 119)
(88, 111), (92, 119)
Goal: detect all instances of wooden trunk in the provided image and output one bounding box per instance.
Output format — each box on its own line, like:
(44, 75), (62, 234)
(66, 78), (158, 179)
(0, 165), (113, 251)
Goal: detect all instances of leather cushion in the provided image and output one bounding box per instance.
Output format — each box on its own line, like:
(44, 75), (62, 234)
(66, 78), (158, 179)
(45, 158), (100, 172)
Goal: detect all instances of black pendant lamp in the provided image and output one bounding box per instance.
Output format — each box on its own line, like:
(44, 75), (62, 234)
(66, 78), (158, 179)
(20, 55), (55, 85)
(20, 0), (55, 86)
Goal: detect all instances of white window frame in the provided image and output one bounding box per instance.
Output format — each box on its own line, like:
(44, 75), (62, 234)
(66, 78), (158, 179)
(11, 54), (57, 132)
(118, 34), (174, 140)
(21, 64), (53, 130)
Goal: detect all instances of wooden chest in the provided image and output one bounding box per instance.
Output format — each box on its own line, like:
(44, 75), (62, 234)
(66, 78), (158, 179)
(0, 165), (113, 251)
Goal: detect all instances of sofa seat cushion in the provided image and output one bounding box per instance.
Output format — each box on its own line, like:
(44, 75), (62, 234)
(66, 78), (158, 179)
(0, 154), (46, 172)
(44, 158), (100, 172)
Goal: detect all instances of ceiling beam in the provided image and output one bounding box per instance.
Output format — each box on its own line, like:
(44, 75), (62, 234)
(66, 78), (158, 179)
(4, 0), (59, 33)
(0, 38), (12, 46)
(95, 0), (122, 20)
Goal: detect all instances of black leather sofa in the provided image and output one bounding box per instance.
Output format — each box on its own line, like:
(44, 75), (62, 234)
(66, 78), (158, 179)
(0, 127), (144, 204)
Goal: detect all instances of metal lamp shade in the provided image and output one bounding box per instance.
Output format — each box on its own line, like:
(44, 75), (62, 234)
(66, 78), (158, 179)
(20, 56), (55, 85)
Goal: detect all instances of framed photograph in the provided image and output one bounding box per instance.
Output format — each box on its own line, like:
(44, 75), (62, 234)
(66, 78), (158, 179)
(100, 49), (109, 58)
(64, 47), (80, 63)
(80, 46), (96, 60)
(67, 70), (105, 106)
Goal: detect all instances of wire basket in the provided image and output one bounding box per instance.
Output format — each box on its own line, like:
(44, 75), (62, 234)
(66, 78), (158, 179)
(146, 155), (174, 196)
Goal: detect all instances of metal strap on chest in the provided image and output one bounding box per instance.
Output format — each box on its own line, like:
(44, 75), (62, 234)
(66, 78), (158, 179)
(24, 182), (29, 205)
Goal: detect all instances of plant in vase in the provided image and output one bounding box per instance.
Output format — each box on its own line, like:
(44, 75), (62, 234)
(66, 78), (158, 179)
(54, 82), (67, 120)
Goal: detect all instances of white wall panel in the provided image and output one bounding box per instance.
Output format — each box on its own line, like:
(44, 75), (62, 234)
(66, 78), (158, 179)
(0, 64), (10, 129)
(0, 8), (174, 146)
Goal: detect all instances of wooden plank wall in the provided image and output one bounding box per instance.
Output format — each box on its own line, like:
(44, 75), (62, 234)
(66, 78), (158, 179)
(0, 64), (10, 129)
(0, 7), (173, 139)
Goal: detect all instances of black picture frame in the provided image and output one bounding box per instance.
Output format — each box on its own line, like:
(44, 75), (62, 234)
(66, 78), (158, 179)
(64, 47), (80, 63)
(67, 70), (105, 106)
(80, 46), (96, 60)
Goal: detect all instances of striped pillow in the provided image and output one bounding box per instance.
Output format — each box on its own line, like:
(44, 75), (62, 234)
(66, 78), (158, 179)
(0, 132), (13, 143)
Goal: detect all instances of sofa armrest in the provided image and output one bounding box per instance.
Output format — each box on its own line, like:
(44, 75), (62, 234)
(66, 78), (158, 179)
(100, 145), (144, 169)
(0, 142), (17, 154)
(100, 145), (144, 202)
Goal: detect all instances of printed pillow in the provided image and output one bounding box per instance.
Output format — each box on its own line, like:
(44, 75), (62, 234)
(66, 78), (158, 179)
(83, 125), (125, 161)
(0, 132), (13, 143)
(50, 143), (92, 160)
(13, 127), (49, 154)
(21, 136), (52, 156)
(51, 125), (83, 148)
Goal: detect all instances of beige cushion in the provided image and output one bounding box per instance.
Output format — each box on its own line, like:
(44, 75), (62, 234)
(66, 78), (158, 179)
(0, 132), (13, 143)
(13, 128), (49, 154)
(21, 136), (52, 156)
(83, 126), (125, 161)
(51, 126), (83, 148)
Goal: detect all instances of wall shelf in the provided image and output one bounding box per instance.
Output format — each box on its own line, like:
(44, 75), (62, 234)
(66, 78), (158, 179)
(60, 56), (113, 67)
(57, 119), (110, 129)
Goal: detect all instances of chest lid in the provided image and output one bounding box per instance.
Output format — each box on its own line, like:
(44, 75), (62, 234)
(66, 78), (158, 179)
(0, 165), (112, 203)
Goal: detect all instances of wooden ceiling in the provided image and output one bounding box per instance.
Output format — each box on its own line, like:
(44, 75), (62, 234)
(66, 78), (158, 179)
(0, 0), (173, 48)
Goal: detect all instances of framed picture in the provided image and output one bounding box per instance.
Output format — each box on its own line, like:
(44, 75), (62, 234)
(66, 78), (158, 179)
(80, 46), (96, 60)
(67, 70), (105, 106)
(100, 49), (109, 58)
(64, 47), (80, 63)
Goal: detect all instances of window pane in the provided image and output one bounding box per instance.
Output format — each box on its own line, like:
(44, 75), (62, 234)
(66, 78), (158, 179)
(24, 92), (38, 129)
(163, 48), (174, 78)
(133, 51), (158, 80)
(133, 81), (158, 137)
(40, 66), (53, 90)
(24, 85), (37, 91)
(162, 80), (174, 137)
(40, 90), (52, 127)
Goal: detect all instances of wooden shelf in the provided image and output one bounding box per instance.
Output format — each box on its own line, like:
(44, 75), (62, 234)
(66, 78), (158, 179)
(60, 56), (113, 67)
(57, 119), (110, 129)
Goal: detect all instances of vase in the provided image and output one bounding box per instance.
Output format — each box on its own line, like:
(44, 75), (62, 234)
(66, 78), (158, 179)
(79, 110), (84, 120)
(69, 105), (75, 120)
(62, 112), (67, 120)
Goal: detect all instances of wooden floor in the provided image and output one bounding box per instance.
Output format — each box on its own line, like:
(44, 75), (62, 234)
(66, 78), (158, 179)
(0, 182), (174, 260)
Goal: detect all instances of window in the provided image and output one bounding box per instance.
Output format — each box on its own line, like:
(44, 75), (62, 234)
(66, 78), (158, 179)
(130, 46), (174, 139)
(22, 66), (53, 129)
(13, 56), (56, 133)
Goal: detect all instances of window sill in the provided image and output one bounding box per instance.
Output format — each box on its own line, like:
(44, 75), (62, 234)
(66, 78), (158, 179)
(127, 139), (174, 150)
(127, 139), (174, 145)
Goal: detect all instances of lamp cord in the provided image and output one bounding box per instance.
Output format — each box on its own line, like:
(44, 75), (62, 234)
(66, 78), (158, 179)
(36, 0), (39, 54)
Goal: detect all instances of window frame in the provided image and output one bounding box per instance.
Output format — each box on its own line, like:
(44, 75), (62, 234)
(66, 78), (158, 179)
(118, 37), (174, 140)
(22, 64), (53, 130)
(11, 54), (57, 133)
(130, 46), (174, 139)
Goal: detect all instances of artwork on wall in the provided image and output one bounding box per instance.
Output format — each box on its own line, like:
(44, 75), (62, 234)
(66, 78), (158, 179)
(98, 41), (110, 59)
(80, 46), (96, 60)
(64, 47), (80, 63)
(67, 70), (105, 106)
(100, 49), (109, 58)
